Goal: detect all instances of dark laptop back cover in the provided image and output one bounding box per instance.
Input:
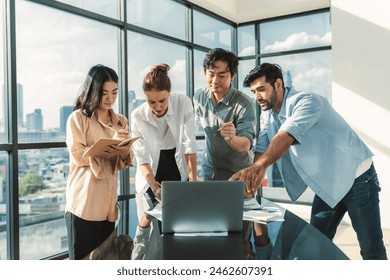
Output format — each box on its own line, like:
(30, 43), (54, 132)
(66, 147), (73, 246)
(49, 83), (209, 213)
(162, 233), (243, 260)
(161, 180), (244, 234)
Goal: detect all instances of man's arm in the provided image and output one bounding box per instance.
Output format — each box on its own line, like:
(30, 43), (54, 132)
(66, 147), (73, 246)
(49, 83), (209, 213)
(230, 130), (295, 196)
(219, 121), (251, 152)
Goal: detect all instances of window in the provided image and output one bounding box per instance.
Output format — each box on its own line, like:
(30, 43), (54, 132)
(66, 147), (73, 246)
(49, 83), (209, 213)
(260, 12), (331, 54)
(18, 148), (68, 259)
(237, 59), (255, 95)
(193, 10), (233, 50)
(16, 0), (119, 142)
(127, 32), (187, 102)
(0, 1), (5, 143)
(127, 0), (188, 40)
(238, 24), (255, 57)
(55, 0), (119, 19)
(261, 50), (332, 101)
(0, 152), (7, 260)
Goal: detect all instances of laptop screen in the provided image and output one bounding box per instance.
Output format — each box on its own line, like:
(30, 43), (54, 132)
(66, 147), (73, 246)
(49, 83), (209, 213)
(161, 180), (245, 234)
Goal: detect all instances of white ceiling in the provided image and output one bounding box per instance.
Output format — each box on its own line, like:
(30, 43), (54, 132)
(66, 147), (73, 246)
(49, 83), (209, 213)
(188, 0), (330, 23)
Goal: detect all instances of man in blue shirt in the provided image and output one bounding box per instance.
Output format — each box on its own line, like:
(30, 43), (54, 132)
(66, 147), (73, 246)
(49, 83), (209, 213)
(231, 63), (387, 260)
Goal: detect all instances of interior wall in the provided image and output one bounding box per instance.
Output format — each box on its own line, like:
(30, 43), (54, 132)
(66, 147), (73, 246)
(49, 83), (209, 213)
(331, 0), (390, 228)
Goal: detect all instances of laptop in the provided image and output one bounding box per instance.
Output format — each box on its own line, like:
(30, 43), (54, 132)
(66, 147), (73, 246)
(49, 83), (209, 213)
(162, 233), (243, 260)
(161, 180), (245, 234)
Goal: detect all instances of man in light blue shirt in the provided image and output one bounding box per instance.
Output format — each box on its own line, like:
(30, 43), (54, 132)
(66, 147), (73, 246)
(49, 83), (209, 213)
(231, 63), (387, 260)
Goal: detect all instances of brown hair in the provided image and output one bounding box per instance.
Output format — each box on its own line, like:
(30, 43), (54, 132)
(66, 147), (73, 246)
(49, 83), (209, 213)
(143, 63), (171, 92)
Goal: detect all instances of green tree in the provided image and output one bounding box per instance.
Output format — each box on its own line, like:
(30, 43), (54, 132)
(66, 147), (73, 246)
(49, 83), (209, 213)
(19, 170), (48, 197)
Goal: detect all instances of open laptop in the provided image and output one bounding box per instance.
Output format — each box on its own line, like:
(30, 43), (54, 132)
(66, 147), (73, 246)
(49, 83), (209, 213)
(161, 180), (245, 234)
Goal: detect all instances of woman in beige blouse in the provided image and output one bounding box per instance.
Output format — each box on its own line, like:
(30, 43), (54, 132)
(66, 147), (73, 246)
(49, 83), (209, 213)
(65, 64), (133, 260)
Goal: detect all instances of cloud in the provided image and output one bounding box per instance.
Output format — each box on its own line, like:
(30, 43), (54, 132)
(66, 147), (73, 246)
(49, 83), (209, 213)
(293, 66), (331, 98)
(263, 32), (331, 52)
(238, 46), (255, 57)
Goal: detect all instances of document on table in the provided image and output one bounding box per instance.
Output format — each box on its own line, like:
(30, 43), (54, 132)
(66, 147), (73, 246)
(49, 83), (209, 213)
(145, 202), (162, 221)
(83, 136), (141, 157)
(173, 231), (228, 237)
(244, 197), (263, 210)
(243, 207), (284, 224)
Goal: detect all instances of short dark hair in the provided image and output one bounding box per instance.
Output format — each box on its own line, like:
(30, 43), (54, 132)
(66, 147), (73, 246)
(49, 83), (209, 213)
(243, 63), (284, 88)
(203, 48), (239, 76)
(74, 64), (118, 117)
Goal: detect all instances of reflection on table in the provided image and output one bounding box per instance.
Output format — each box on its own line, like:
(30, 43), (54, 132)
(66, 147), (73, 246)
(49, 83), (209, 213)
(135, 194), (349, 260)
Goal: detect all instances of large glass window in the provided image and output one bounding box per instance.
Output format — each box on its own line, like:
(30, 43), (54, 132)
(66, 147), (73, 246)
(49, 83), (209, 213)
(127, 31), (187, 102)
(193, 10), (232, 50)
(237, 59), (255, 96)
(261, 50), (332, 101)
(55, 0), (119, 19)
(193, 50), (207, 93)
(18, 148), (68, 259)
(16, 0), (119, 142)
(193, 50), (209, 180)
(238, 24), (255, 57)
(260, 12), (331, 54)
(0, 152), (7, 260)
(127, 0), (188, 40)
(0, 1), (5, 143)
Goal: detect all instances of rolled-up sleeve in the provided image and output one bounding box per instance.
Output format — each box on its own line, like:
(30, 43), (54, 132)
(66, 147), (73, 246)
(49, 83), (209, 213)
(66, 112), (90, 167)
(255, 116), (270, 154)
(131, 111), (152, 165)
(182, 98), (198, 155)
(280, 94), (322, 145)
(235, 99), (256, 145)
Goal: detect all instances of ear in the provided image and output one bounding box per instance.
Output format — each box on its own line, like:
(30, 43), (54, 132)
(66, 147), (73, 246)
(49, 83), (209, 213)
(231, 73), (236, 81)
(275, 78), (283, 90)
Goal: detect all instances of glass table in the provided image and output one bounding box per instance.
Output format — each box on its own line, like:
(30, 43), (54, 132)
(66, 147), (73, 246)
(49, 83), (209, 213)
(133, 193), (349, 260)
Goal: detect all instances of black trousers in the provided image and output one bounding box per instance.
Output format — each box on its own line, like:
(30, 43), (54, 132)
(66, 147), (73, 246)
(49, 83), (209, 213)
(65, 212), (114, 260)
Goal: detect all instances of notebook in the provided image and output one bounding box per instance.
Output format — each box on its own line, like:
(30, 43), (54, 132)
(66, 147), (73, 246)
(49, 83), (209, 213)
(161, 180), (245, 234)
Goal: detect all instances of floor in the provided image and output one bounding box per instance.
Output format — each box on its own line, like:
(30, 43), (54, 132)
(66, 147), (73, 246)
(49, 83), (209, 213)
(276, 203), (390, 260)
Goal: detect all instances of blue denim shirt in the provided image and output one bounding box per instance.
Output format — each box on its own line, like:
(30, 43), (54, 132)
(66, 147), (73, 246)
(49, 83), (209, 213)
(194, 86), (256, 180)
(256, 87), (373, 208)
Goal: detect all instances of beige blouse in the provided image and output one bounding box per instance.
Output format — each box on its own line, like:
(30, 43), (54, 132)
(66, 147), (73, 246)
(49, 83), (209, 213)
(65, 109), (132, 221)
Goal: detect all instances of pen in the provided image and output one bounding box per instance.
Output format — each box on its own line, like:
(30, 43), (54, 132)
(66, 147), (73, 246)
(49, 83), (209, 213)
(217, 120), (233, 131)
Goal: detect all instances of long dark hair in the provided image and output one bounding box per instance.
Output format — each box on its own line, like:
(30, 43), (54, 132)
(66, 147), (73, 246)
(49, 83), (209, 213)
(73, 64), (119, 117)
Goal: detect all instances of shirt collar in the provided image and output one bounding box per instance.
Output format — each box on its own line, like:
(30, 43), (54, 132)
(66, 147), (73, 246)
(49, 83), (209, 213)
(207, 86), (235, 105)
(93, 109), (120, 126)
(278, 87), (294, 119)
(144, 94), (174, 126)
